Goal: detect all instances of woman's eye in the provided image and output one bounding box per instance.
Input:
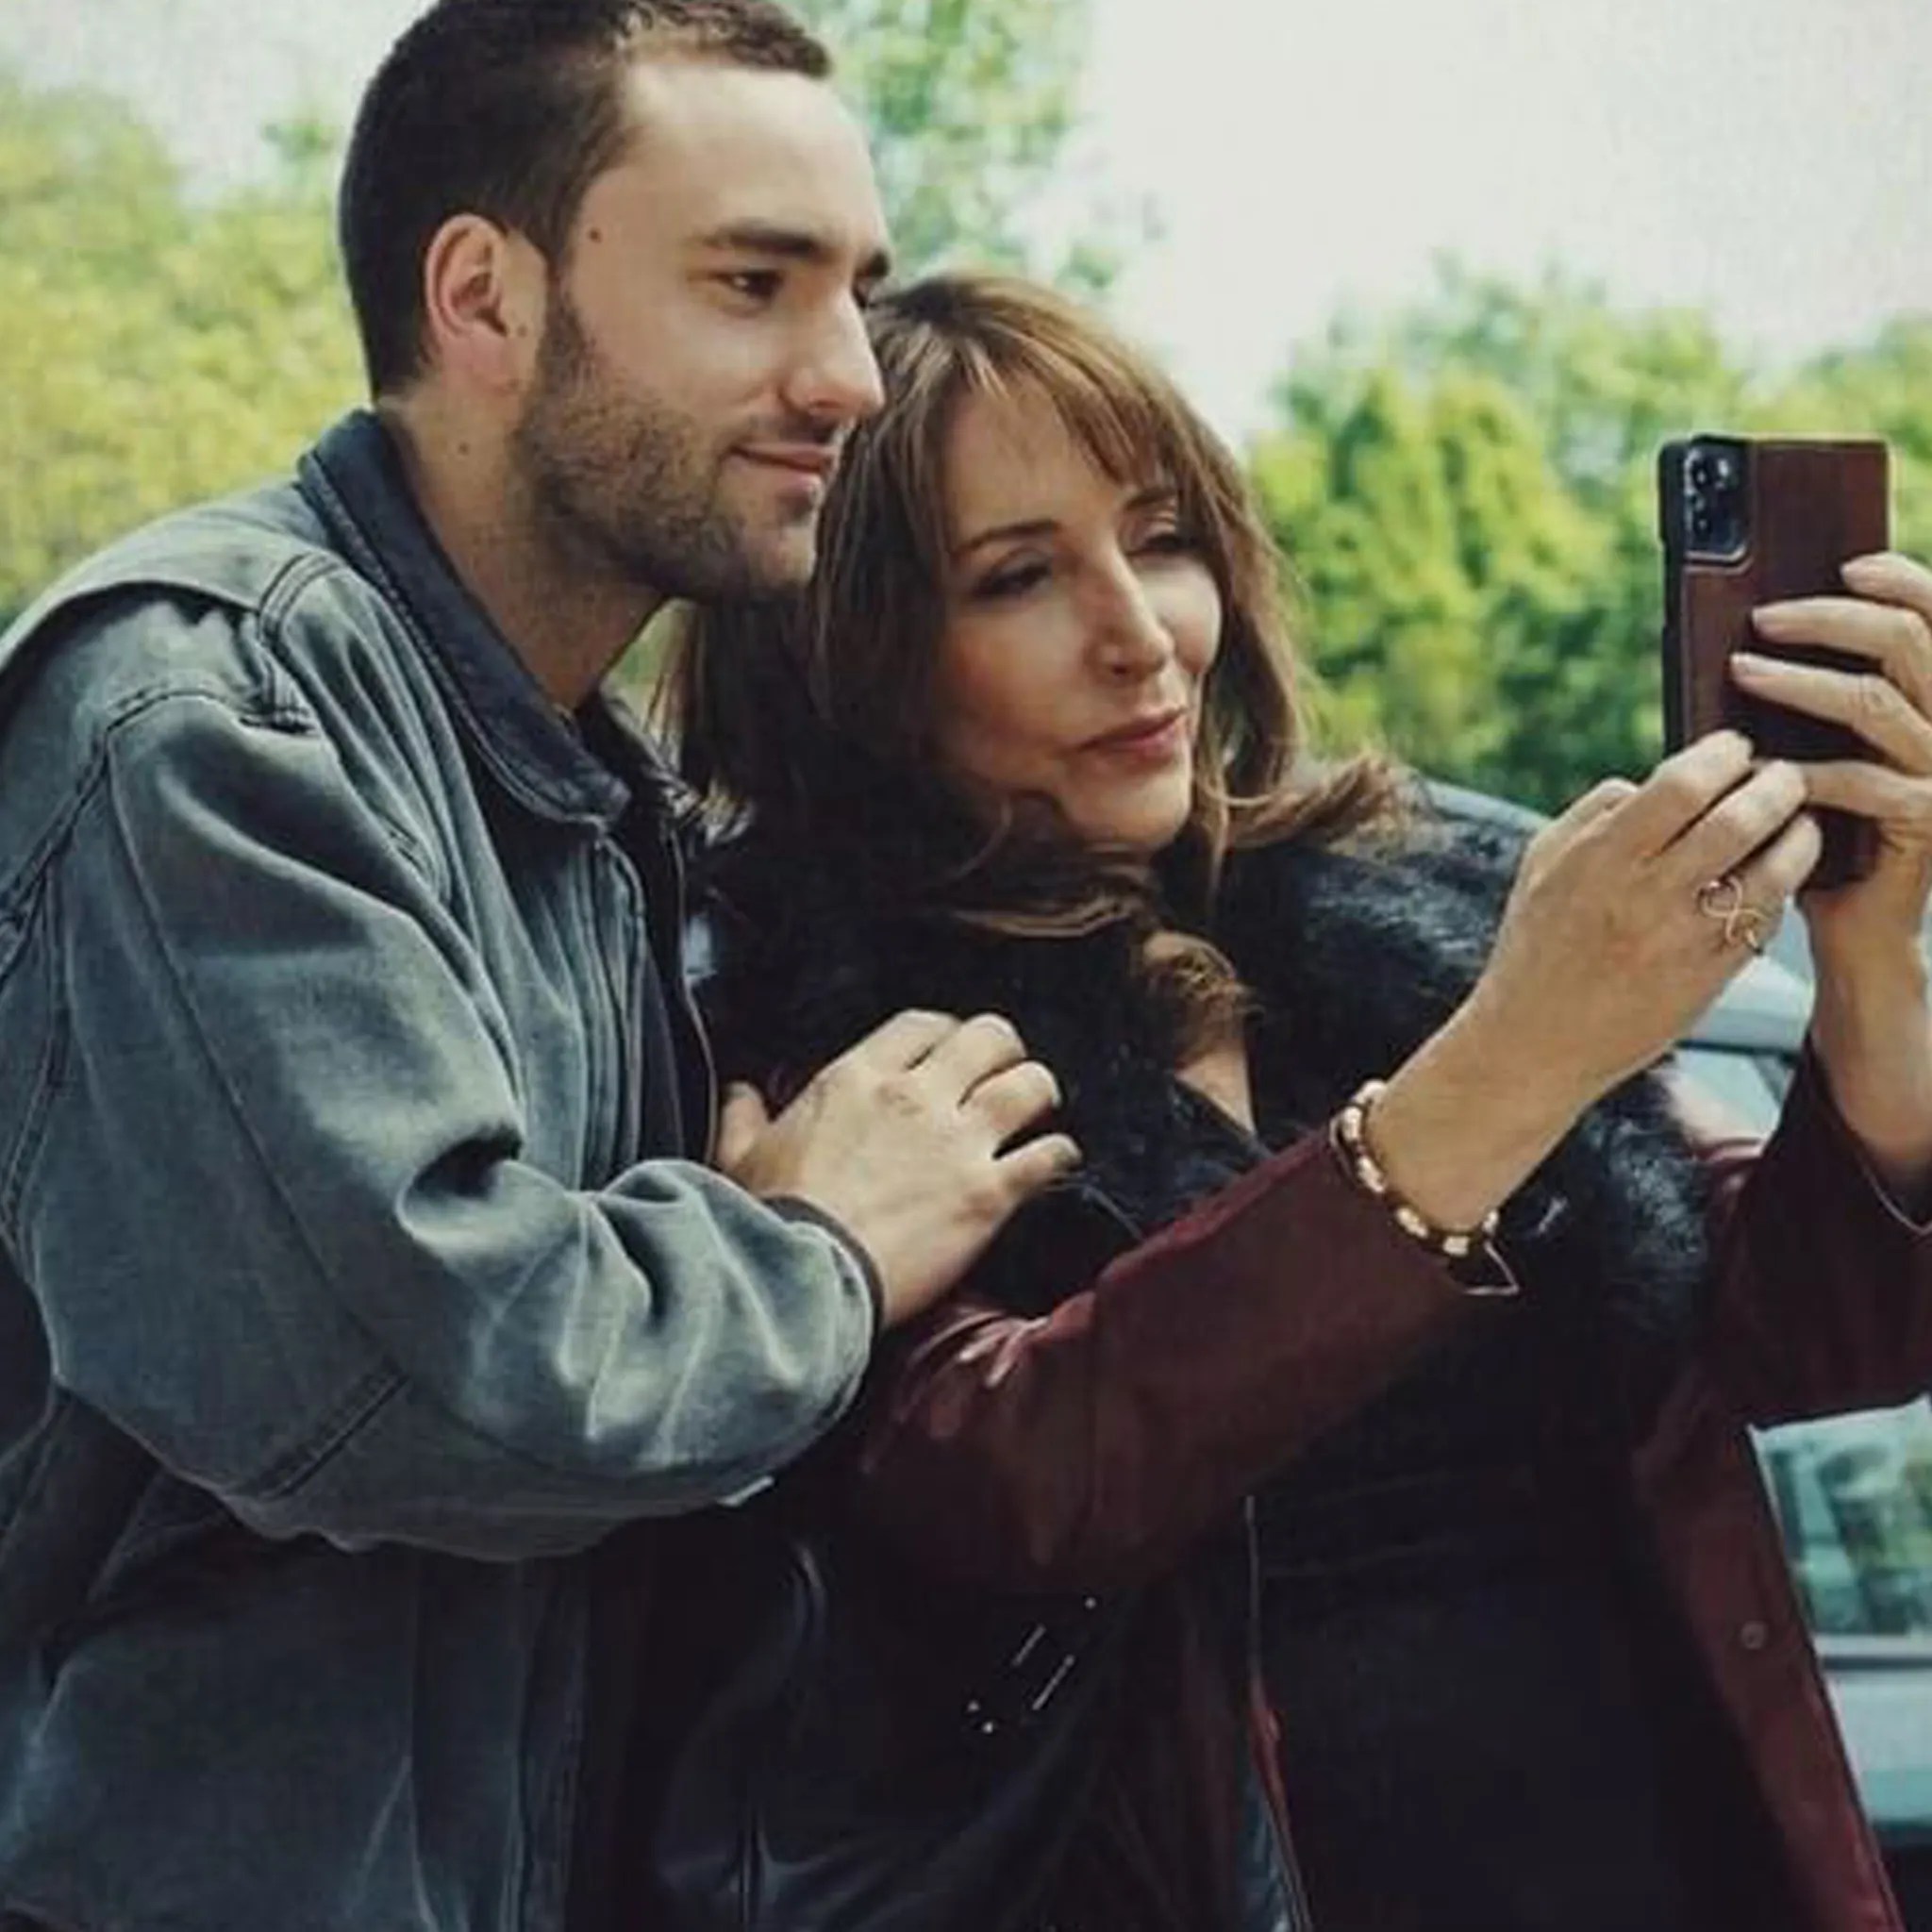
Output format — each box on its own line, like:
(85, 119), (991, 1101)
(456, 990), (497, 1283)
(1135, 522), (1196, 556)
(974, 559), (1050, 600)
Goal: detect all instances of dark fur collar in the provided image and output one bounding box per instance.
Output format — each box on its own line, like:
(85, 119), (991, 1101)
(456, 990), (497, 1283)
(702, 812), (1713, 1429)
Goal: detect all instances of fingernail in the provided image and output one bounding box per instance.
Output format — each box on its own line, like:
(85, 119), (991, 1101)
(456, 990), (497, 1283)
(1731, 652), (1774, 677)
(1751, 606), (1798, 634)
(1842, 553), (1890, 580)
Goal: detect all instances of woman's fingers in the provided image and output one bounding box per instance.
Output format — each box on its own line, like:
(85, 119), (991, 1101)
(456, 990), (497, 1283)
(1589, 729), (1756, 859)
(1658, 758), (1809, 892)
(1843, 550), (1932, 628)
(1675, 813), (1819, 962)
(1803, 759), (1932, 851)
(1749, 556), (1932, 761)
(1728, 810), (1824, 941)
(1733, 648), (1932, 775)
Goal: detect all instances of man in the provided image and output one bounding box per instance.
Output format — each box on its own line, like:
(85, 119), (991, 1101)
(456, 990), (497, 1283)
(0, 4), (1075, 1926)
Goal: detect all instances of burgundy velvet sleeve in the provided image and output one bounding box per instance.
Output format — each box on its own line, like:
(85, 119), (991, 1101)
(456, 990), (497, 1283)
(847, 1128), (1479, 1594)
(1700, 1049), (1932, 1424)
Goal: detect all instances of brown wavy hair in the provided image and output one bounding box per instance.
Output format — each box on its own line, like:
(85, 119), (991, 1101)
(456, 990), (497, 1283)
(658, 272), (1402, 996)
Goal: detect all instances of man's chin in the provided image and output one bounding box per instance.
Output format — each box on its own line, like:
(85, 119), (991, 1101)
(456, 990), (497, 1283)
(730, 525), (822, 599)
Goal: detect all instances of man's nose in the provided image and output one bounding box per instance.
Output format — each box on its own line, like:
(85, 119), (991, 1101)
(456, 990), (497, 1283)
(786, 297), (885, 425)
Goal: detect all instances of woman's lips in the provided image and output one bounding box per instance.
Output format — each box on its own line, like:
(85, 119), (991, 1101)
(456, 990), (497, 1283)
(1083, 708), (1190, 762)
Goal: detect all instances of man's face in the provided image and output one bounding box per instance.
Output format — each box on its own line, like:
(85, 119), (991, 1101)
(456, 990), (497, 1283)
(510, 59), (891, 603)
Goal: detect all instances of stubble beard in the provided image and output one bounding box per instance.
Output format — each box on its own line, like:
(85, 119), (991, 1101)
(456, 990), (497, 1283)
(509, 289), (816, 605)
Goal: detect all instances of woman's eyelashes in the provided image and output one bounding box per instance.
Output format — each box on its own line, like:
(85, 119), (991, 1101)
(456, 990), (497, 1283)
(971, 556), (1051, 601)
(967, 525), (1200, 604)
(1133, 523), (1196, 557)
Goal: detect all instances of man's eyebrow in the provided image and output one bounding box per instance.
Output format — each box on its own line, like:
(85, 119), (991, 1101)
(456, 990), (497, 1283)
(696, 222), (892, 283)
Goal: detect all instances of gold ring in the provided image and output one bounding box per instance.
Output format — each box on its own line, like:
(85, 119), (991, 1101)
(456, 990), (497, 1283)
(1696, 874), (1769, 954)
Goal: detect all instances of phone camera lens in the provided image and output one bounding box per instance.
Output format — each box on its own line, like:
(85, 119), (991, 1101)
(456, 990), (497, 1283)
(1686, 455), (1713, 491)
(1709, 452), (1737, 488)
(1690, 503), (1715, 540)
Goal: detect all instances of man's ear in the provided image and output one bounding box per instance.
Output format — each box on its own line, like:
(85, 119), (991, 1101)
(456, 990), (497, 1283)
(419, 214), (548, 395)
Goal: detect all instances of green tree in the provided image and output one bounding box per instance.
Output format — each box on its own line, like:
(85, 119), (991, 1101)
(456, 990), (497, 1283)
(2, 0), (1118, 621)
(0, 75), (355, 622)
(1255, 262), (1932, 810)
(797, 0), (1123, 288)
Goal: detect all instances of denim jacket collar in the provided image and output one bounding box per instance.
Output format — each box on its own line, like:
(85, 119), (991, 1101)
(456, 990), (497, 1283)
(299, 409), (654, 833)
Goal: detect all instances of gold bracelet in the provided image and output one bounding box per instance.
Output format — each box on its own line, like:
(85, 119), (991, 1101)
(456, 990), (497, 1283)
(1329, 1077), (1502, 1262)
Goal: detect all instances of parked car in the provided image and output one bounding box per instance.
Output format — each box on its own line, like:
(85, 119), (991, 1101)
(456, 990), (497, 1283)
(1681, 983), (1932, 1929)
(1435, 780), (1932, 1924)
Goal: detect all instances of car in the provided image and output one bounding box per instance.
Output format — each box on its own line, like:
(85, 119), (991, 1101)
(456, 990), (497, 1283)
(1680, 989), (1932, 1930)
(1435, 780), (1932, 1924)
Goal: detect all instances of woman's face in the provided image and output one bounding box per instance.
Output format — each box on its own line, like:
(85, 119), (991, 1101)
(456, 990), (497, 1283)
(930, 386), (1224, 855)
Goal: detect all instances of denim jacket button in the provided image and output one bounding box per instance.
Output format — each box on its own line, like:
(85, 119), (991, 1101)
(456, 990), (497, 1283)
(1738, 1618), (1770, 1652)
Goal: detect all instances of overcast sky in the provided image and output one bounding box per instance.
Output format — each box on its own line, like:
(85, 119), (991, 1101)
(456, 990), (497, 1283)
(6, 0), (1928, 438)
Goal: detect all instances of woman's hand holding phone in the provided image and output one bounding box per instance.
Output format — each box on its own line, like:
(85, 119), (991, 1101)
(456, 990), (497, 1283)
(1737, 549), (1932, 1203)
(1740, 551), (1932, 959)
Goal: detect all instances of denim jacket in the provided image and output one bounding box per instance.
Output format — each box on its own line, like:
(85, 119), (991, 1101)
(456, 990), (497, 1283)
(0, 413), (878, 1930)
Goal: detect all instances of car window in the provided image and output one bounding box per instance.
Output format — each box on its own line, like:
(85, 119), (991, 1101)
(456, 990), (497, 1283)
(1674, 1041), (1932, 1644)
(1674, 1043), (1787, 1124)
(1757, 1401), (1932, 1641)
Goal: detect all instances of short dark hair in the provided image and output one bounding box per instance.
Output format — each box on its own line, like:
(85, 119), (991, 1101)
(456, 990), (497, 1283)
(339, 0), (832, 396)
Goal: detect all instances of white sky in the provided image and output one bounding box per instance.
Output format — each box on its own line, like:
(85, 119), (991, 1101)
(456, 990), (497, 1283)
(5, 0), (1928, 439)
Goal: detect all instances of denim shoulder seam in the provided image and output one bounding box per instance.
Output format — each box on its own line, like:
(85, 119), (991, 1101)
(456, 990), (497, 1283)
(0, 675), (296, 934)
(245, 1364), (408, 1500)
(250, 562), (448, 887)
(0, 886), (69, 1237)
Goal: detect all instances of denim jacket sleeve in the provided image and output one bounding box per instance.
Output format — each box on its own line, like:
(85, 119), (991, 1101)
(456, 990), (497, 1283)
(0, 601), (875, 1559)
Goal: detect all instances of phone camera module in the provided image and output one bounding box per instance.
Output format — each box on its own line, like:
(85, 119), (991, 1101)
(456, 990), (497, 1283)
(1680, 440), (1747, 559)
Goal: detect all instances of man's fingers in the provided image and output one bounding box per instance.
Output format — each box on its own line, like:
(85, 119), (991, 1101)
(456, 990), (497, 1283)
(713, 1080), (771, 1176)
(916, 1010), (1031, 1096)
(851, 1007), (960, 1070)
(961, 1057), (1064, 1143)
(992, 1132), (1083, 1201)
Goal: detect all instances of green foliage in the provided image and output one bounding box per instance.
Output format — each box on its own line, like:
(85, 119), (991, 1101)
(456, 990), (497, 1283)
(795, 0), (1109, 284)
(1256, 260), (1932, 810)
(0, 75), (357, 617)
(2, 6), (1112, 615)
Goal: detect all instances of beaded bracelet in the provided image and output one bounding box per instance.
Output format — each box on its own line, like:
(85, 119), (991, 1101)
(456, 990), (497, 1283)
(1329, 1077), (1502, 1262)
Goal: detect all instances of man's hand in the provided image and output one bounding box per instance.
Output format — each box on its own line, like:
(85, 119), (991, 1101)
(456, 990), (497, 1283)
(714, 1009), (1080, 1328)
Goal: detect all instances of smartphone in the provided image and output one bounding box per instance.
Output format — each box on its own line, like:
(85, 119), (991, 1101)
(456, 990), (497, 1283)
(1659, 433), (1889, 889)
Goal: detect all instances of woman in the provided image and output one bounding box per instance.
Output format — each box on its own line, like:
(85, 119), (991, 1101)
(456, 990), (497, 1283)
(658, 271), (1932, 1932)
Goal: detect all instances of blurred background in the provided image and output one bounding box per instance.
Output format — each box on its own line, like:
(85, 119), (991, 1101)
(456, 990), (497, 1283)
(5, 0), (1931, 1888)
(3, 0), (1930, 810)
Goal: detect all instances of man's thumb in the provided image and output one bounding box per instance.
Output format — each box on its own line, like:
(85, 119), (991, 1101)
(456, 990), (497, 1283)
(714, 1080), (771, 1177)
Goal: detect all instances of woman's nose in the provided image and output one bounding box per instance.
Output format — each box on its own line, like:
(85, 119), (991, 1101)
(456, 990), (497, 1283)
(1089, 564), (1173, 678)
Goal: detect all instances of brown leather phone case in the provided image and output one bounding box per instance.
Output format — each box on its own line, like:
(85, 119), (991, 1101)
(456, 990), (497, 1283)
(1661, 436), (1889, 889)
